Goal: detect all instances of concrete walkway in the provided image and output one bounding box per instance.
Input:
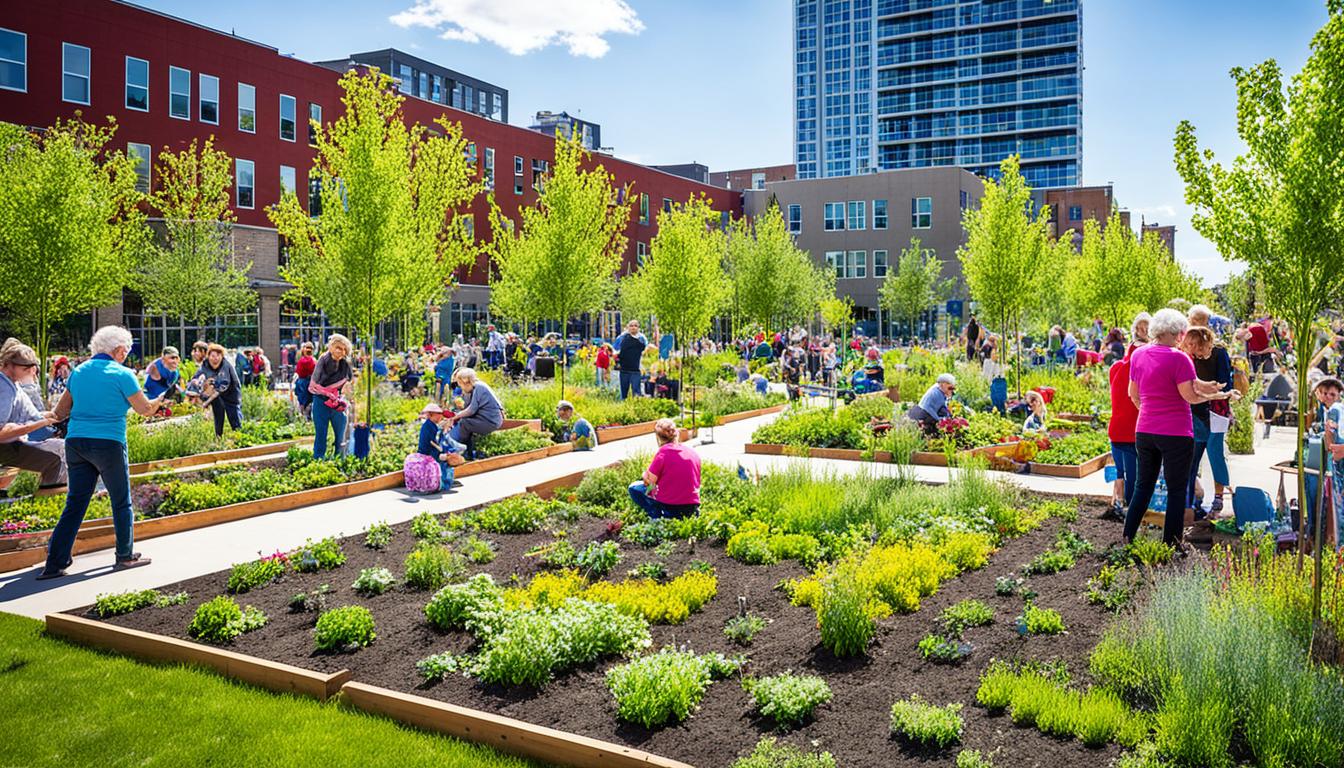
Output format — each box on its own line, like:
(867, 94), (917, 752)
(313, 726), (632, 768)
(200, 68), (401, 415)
(0, 410), (1300, 619)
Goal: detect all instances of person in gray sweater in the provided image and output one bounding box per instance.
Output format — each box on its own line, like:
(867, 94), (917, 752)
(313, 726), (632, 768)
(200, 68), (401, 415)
(445, 367), (502, 459)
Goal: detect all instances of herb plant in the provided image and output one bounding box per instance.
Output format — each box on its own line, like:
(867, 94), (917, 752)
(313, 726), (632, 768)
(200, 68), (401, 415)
(364, 520), (393, 549)
(93, 589), (187, 618)
(313, 605), (376, 651)
(732, 737), (836, 768)
(226, 556), (287, 593)
(403, 543), (466, 590)
(295, 537), (346, 572)
(461, 535), (497, 564)
(288, 584), (331, 613)
(1018, 604), (1066, 635)
(889, 694), (963, 748)
(606, 649), (742, 729)
(187, 596), (267, 644)
(940, 599), (993, 634)
(724, 613), (768, 645)
(918, 634), (973, 663)
(352, 567), (395, 596)
(744, 672), (832, 730)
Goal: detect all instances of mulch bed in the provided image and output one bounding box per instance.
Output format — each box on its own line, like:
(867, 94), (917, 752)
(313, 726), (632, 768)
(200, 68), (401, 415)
(85, 496), (1132, 768)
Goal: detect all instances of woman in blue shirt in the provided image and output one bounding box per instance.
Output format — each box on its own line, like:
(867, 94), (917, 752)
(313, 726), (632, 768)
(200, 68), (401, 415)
(142, 346), (181, 402)
(39, 326), (165, 579)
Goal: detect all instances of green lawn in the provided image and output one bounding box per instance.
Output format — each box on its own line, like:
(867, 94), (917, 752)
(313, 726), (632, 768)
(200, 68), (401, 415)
(0, 611), (541, 768)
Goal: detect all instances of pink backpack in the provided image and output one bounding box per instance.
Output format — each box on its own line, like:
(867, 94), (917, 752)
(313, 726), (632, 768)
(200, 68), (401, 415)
(403, 453), (441, 493)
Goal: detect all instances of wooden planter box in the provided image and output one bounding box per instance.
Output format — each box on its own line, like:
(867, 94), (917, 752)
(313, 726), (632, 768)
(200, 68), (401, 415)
(45, 613), (350, 699)
(594, 420), (694, 444)
(128, 438), (312, 476)
(0, 443), (574, 573)
(744, 442), (1009, 468)
(501, 418), (543, 432)
(1029, 451), (1111, 478)
(712, 403), (788, 425)
(1054, 413), (1095, 425)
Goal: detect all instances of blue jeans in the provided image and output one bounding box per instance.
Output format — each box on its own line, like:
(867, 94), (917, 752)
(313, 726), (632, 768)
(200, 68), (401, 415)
(45, 437), (134, 571)
(1111, 441), (1137, 506)
(294, 377), (312, 414)
(312, 397), (347, 460)
(1186, 420), (1231, 508)
(627, 481), (698, 520)
(619, 370), (641, 400)
(438, 436), (466, 490)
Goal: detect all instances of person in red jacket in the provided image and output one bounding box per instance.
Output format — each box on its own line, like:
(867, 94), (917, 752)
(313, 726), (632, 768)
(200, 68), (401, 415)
(1107, 340), (1143, 519)
(594, 343), (612, 390)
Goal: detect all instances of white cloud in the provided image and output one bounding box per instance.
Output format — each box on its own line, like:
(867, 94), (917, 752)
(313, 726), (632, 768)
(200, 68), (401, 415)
(390, 0), (644, 58)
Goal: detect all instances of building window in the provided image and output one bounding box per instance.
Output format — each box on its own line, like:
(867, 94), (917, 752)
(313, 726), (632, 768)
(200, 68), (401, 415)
(478, 90), (487, 114)
(279, 94), (296, 141)
(168, 66), (190, 119)
(238, 83), (256, 133)
(235, 159), (255, 209)
(514, 155), (524, 175)
(431, 74), (442, 103)
(483, 147), (495, 190)
(873, 199), (888, 229)
(128, 143), (151, 193)
(461, 214), (475, 242)
(418, 72), (429, 99)
(662, 198), (673, 215)
(960, 190), (970, 210)
(124, 56), (148, 111)
(912, 196), (932, 229)
(0, 28), (26, 92)
(466, 142), (477, 170)
(873, 249), (888, 278)
(308, 103), (321, 146)
(787, 204), (802, 234)
(826, 251), (844, 280)
(62, 43), (91, 105)
(308, 176), (322, 217)
(849, 250), (867, 279)
(398, 64), (413, 94)
(824, 202), (845, 231)
(514, 181), (524, 196)
(639, 193), (650, 225)
(751, 172), (766, 190)
(1068, 205), (1082, 221)
(636, 241), (647, 267)
(847, 200), (866, 231)
(280, 165), (296, 196)
(193, 74), (220, 126)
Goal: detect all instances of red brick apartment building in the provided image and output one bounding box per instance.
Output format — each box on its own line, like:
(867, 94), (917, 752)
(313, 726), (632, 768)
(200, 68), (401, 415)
(0, 0), (740, 353)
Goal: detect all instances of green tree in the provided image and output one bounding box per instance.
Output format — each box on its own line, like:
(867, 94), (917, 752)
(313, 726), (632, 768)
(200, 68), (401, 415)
(487, 132), (630, 397)
(622, 194), (729, 403)
(1219, 269), (1256, 322)
(819, 296), (854, 352)
(879, 237), (951, 342)
(727, 203), (833, 332)
(0, 116), (148, 385)
(1174, 0), (1344, 626)
(1068, 213), (1156, 329)
(957, 155), (1053, 392)
(268, 68), (482, 423)
(133, 137), (255, 338)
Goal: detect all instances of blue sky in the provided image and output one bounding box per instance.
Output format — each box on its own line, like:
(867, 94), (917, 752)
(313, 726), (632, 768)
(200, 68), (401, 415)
(139, 0), (1330, 284)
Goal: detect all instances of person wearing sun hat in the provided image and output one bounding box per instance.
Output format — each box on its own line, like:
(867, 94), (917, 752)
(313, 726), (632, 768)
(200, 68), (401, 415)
(406, 401), (464, 493)
(555, 400), (596, 451)
(47, 355), (71, 406)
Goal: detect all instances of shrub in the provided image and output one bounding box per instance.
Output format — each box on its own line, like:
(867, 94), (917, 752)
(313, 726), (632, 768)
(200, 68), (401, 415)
(744, 672), (832, 730)
(1127, 536), (1174, 566)
(226, 556), (287, 594)
(956, 750), (994, 768)
(471, 495), (552, 534)
(364, 520), (393, 549)
(187, 596), (267, 644)
(351, 567), (395, 596)
(574, 540), (621, 576)
(313, 605), (376, 651)
(818, 556), (876, 657)
(994, 575), (1022, 596)
(606, 649), (741, 729)
(918, 634), (972, 663)
(294, 537), (345, 572)
(288, 584), (331, 613)
(890, 694), (963, 748)
(461, 535), (497, 564)
(574, 463), (638, 508)
(424, 574), (505, 632)
(410, 511), (445, 542)
(724, 613), (768, 645)
(940, 599), (993, 634)
(92, 589), (187, 617)
(1087, 564), (1143, 611)
(975, 661), (1016, 711)
(580, 571), (717, 624)
(403, 543), (466, 591)
(1018, 605), (1065, 635)
(627, 561), (668, 581)
(474, 599), (651, 687)
(416, 651), (468, 681)
(732, 737), (836, 768)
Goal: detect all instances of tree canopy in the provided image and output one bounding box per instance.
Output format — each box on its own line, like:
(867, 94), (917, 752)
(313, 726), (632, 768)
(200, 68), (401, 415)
(880, 237), (951, 340)
(726, 203), (833, 332)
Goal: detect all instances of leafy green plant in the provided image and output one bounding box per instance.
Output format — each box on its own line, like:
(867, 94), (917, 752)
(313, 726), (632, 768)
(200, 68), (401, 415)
(1127, 536), (1174, 566)
(352, 567), (395, 596)
(940, 599), (993, 634)
(1087, 564), (1143, 611)
(470, 495), (554, 534)
(994, 575), (1022, 596)
(187, 596), (267, 644)
(226, 555), (288, 594)
(474, 599), (651, 687)
(1018, 605), (1066, 635)
(424, 573), (505, 632)
(403, 543), (466, 591)
(313, 605), (376, 651)
(288, 584), (331, 613)
(744, 672), (832, 730)
(294, 537), (345, 572)
(460, 535), (497, 564)
(975, 661), (1017, 711)
(574, 540), (621, 576)
(918, 633), (973, 663)
(955, 749), (994, 768)
(364, 520), (393, 549)
(627, 561), (668, 581)
(817, 555), (876, 657)
(1024, 528), (1093, 575)
(606, 648), (742, 729)
(416, 651), (468, 681)
(724, 613), (768, 646)
(93, 589), (187, 617)
(889, 694), (963, 748)
(410, 511), (445, 542)
(732, 737), (836, 768)
(1033, 430), (1110, 465)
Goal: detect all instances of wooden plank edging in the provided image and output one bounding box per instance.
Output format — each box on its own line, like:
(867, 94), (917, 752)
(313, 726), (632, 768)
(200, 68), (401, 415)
(1030, 452), (1112, 478)
(44, 613), (349, 699)
(127, 438), (311, 475)
(712, 403), (788, 425)
(339, 681), (694, 768)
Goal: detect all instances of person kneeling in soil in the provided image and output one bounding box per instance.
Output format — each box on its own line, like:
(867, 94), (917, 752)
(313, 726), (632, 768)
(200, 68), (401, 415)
(415, 403), (464, 492)
(628, 419), (701, 520)
(907, 373), (956, 435)
(555, 400), (597, 451)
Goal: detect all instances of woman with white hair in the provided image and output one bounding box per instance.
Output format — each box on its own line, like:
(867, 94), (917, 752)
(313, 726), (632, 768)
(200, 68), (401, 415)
(444, 367), (502, 459)
(0, 339), (64, 491)
(1131, 312), (1152, 345)
(907, 373), (956, 434)
(1122, 309), (1238, 547)
(39, 326), (165, 579)
(309, 333), (353, 460)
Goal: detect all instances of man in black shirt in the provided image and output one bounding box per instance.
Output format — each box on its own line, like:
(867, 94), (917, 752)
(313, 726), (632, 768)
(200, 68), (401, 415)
(613, 320), (648, 400)
(966, 314), (981, 362)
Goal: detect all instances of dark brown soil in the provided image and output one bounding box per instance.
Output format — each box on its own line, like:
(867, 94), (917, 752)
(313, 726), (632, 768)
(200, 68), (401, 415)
(88, 496), (1136, 768)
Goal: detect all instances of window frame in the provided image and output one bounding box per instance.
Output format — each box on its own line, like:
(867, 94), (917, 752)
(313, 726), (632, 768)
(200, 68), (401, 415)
(912, 196), (933, 229)
(61, 42), (91, 106)
(848, 250), (867, 279)
(124, 55), (149, 112)
(168, 65), (191, 120)
(238, 83), (256, 134)
(873, 199), (888, 229)
(199, 73), (219, 125)
(278, 93), (296, 142)
(847, 200), (866, 231)
(483, 147), (495, 190)
(308, 102), (321, 146)
(639, 193), (650, 225)
(824, 201), (845, 231)
(873, 249), (889, 278)
(128, 142), (151, 193)
(280, 164), (296, 196)
(1068, 205), (1082, 221)
(514, 155), (524, 175)
(235, 158), (255, 210)
(787, 204), (803, 234)
(0, 28), (27, 93)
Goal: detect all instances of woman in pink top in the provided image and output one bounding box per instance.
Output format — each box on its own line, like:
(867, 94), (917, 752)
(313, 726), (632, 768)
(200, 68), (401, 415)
(1122, 309), (1238, 546)
(627, 419), (701, 519)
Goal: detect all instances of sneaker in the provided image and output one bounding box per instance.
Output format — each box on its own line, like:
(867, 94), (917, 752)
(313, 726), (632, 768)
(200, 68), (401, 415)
(35, 568), (66, 580)
(450, 480), (463, 488)
(113, 553), (152, 571)
(1210, 495), (1225, 514)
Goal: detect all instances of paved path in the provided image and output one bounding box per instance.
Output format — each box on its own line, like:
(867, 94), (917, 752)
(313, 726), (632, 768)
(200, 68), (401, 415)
(0, 410), (1298, 619)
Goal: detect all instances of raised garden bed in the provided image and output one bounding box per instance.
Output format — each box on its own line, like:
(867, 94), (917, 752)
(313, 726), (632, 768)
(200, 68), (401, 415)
(1029, 452), (1112, 479)
(70, 462), (1142, 768)
(129, 437), (313, 476)
(744, 442), (1014, 468)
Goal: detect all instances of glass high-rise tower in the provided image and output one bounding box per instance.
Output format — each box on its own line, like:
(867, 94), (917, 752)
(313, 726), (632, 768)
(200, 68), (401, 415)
(794, 0), (1082, 189)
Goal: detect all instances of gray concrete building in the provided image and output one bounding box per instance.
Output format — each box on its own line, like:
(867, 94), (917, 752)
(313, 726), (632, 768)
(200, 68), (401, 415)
(743, 166), (982, 337)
